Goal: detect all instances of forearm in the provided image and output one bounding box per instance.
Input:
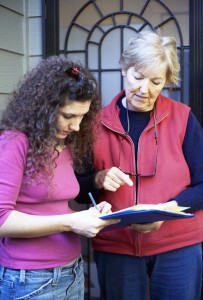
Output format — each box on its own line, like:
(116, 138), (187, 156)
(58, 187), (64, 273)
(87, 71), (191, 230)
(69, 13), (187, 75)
(0, 204), (119, 239)
(174, 111), (203, 213)
(171, 184), (203, 213)
(0, 210), (71, 238)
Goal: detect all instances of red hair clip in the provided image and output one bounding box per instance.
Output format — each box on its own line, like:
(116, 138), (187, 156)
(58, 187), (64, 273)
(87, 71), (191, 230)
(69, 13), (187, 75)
(72, 66), (80, 76)
(65, 65), (81, 81)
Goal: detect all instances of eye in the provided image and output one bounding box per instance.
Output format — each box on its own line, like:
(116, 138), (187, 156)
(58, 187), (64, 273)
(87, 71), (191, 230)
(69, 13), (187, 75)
(134, 75), (144, 80)
(133, 71), (144, 80)
(152, 81), (161, 86)
(63, 114), (73, 119)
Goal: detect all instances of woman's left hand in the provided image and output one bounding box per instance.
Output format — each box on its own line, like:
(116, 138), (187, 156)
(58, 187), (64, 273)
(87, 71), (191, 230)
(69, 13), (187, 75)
(129, 221), (164, 233)
(129, 201), (178, 233)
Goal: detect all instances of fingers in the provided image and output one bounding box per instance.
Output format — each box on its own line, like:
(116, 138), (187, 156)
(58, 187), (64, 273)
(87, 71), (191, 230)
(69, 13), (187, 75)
(89, 201), (112, 215)
(129, 221), (164, 233)
(82, 216), (120, 238)
(69, 209), (116, 238)
(97, 201), (112, 214)
(92, 218), (120, 236)
(95, 167), (133, 191)
(84, 204), (120, 237)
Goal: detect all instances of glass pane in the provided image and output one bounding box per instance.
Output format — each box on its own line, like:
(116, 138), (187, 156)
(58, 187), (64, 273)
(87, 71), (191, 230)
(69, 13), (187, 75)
(102, 71), (121, 105)
(59, 0), (189, 106)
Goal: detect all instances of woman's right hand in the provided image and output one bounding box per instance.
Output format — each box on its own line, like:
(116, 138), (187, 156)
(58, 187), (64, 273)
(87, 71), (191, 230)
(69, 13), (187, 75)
(67, 203), (119, 238)
(0, 201), (118, 239)
(94, 167), (133, 191)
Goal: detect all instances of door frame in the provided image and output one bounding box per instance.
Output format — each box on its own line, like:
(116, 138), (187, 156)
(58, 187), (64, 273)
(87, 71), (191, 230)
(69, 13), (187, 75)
(42, 0), (203, 126)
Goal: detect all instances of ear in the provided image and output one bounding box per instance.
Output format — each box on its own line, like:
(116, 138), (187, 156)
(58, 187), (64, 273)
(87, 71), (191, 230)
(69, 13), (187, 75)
(122, 69), (126, 76)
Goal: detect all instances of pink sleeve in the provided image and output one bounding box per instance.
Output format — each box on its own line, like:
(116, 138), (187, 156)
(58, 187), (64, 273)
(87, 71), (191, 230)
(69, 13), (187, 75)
(0, 131), (28, 225)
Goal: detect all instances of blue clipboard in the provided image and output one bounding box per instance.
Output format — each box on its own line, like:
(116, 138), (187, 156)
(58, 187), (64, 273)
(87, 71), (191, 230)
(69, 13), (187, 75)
(100, 208), (194, 231)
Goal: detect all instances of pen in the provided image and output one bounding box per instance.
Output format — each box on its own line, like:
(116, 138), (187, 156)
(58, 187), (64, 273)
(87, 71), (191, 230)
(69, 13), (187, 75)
(88, 192), (99, 211)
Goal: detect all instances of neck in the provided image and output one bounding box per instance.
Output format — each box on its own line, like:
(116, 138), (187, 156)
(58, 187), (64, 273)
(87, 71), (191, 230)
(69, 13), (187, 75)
(122, 97), (127, 108)
(122, 97), (134, 111)
(56, 140), (66, 152)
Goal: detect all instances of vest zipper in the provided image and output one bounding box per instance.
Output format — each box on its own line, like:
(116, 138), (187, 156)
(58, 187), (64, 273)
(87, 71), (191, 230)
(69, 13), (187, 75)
(101, 121), (137, 206)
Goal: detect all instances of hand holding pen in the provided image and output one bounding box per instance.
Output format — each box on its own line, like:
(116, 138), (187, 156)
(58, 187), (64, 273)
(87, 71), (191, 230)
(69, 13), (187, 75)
(88, 192), (112, 215)
(68, 197), (119, 237)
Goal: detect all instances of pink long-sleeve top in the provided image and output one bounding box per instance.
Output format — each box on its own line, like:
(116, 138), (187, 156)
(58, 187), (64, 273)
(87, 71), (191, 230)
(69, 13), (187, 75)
(0, 131), (81, 270)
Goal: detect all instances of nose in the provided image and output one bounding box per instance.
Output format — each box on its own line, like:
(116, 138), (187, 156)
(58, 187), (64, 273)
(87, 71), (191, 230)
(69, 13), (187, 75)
(69, 118), (81, 132)
(139, 79), (149, 94)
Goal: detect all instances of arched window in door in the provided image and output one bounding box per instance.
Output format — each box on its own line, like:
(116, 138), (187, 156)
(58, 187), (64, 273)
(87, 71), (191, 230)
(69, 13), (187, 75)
(59, 0), (189, 106)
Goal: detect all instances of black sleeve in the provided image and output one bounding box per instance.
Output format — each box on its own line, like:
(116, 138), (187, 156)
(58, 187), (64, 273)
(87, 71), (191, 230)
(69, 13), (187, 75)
(74, 151), (102, 204)
(74, 172), (102, 204)
(171, 111), (203, 212)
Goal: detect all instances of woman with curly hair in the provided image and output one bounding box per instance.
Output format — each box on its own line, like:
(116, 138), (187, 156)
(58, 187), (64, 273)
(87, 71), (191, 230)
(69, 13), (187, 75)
(0, 56), (118, 300)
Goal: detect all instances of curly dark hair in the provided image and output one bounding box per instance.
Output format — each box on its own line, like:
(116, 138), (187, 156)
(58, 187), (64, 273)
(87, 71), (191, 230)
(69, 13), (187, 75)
(0, 56), (101, 179)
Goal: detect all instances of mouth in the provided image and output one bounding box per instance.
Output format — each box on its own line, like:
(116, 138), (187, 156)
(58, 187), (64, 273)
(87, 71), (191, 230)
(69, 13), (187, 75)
(60, 130), (70, 136)
(134, 94), (148, 100)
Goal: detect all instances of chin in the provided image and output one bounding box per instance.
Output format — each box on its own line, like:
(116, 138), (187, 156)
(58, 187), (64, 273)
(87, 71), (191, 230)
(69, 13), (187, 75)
(56, 134), (67, 139)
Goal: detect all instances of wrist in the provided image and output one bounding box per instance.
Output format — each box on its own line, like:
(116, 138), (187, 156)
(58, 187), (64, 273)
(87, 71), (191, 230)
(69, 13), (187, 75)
(94, 172), (103, 189)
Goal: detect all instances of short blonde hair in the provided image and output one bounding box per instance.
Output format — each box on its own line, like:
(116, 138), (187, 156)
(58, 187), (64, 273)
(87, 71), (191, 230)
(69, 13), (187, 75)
(119, 31), (180, 86)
